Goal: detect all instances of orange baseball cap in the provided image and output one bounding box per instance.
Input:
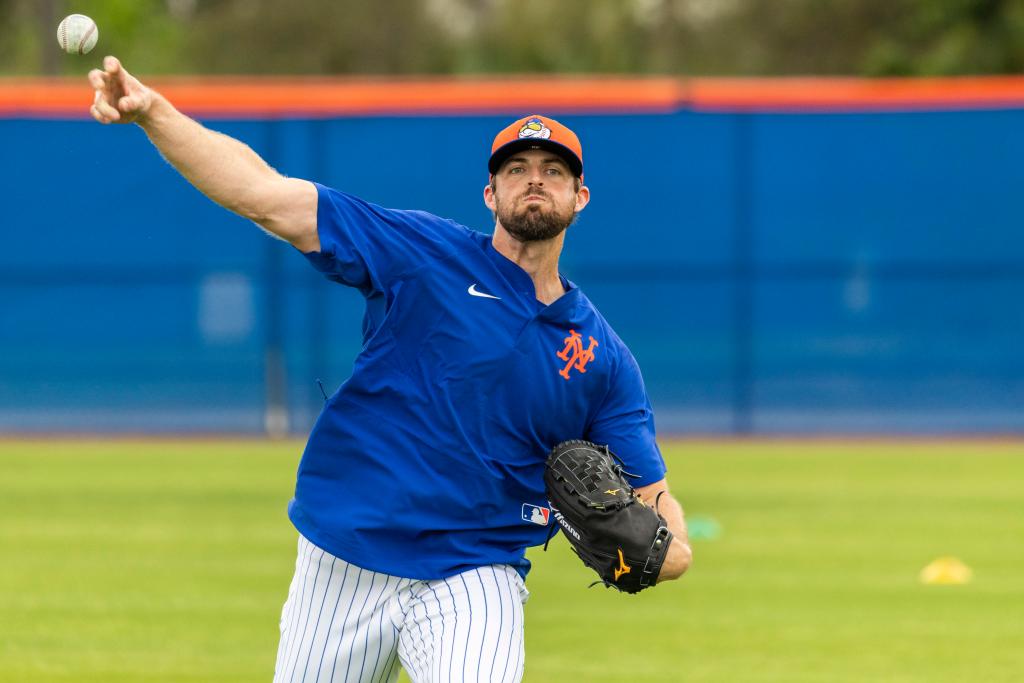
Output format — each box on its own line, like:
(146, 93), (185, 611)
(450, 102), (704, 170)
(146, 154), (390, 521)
(489, 114), (583, 177)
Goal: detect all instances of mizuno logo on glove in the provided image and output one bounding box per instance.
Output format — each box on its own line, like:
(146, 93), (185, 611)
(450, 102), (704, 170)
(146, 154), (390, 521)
(613, 548), (632, 582)
(551, 506), (581, 541)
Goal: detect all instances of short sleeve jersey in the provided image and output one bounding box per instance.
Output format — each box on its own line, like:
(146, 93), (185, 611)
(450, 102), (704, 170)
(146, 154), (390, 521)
(289, 183), (666, 580)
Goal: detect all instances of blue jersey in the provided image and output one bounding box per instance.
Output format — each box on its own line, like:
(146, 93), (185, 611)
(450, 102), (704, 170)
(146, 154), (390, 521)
(289, 183), (666, 580)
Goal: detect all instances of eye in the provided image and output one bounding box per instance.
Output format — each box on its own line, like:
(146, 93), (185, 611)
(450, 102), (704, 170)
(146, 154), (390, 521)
(545, 167), (563, 176)
(508, 166), (525, 174)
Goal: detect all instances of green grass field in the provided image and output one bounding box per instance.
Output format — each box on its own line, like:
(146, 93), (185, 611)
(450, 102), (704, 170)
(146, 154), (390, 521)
(1, 439), (1022, 682)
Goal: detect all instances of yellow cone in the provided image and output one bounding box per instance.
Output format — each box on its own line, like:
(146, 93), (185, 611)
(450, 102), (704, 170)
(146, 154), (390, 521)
(919, 557), (973, 585)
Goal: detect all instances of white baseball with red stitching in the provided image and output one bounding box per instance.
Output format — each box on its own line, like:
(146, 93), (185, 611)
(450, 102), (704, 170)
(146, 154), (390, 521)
(57, 14), (99, 55)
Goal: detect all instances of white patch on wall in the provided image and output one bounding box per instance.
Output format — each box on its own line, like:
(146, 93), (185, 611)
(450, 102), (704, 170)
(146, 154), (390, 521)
(198, 273), (254, 344)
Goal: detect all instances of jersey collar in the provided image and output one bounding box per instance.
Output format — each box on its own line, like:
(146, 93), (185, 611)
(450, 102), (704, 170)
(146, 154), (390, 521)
(484, 237), (580, 316)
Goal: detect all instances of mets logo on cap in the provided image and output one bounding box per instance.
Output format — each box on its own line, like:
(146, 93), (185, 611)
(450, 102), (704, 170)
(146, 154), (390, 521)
(488, 114), (584, 178)
(518, 117), (552, 140)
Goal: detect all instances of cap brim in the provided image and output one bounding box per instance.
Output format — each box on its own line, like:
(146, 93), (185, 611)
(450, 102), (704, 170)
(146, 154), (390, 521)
(488, 138), (583, 177)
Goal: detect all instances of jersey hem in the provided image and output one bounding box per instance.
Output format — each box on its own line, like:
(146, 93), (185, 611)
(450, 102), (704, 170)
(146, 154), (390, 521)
(288, 501), (532, 581)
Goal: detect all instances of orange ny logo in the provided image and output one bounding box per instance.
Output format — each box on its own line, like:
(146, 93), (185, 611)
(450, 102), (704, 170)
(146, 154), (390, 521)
(557, 329), (598, 380)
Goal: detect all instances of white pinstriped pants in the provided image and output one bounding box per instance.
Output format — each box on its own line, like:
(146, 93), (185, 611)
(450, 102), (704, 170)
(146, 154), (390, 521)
(274, 535), (529, 683)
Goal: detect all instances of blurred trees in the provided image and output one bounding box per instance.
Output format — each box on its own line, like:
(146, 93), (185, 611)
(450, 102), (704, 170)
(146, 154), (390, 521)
(701, 0), (1024, 75)
(3, 0), (1024, 76)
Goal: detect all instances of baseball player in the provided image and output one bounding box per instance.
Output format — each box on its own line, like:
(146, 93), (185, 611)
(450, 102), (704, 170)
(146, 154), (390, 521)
(88, 56), (692, 682)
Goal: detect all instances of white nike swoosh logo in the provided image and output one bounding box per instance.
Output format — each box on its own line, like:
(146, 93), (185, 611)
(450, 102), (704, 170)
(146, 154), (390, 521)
(467, 284), (501, 300)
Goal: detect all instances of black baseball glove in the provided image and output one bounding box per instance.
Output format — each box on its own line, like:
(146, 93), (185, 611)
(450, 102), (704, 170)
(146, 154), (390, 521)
(543, 440), (673, 593)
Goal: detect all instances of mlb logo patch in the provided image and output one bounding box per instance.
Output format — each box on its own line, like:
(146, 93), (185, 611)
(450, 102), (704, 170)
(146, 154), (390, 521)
(522, 504), (550, 526)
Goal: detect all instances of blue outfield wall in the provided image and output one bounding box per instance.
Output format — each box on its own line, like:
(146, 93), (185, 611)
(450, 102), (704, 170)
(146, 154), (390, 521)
(1, 109), (1022, 434)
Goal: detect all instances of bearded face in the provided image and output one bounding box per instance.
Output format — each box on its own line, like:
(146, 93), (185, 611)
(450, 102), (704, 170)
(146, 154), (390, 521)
(491, 182), (578, 243)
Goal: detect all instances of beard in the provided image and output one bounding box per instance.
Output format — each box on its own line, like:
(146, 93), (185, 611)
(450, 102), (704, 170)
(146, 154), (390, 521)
(494, 191), (577, 243)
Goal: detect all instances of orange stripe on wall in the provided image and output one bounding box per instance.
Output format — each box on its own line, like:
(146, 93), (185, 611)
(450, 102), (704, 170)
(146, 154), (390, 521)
(2, 75), (1024, 117)
(0, 76), (683, 117)
(690, 76), (1024, 111)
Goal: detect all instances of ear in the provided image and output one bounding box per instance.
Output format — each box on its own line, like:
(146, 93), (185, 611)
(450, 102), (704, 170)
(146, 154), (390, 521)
(574, 184), (591, 213)
(483, 179), (497, 212)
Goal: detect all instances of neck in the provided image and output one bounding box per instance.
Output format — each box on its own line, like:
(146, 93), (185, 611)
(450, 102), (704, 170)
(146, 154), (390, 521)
(492, 224), (567, 305)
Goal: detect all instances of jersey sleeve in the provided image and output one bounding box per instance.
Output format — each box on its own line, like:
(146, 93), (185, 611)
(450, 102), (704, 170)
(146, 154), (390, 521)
(585, 349), (667, 487)
(300, 182), (458, 293)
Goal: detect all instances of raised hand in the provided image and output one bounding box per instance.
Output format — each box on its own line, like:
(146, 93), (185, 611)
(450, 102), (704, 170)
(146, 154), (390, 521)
(88, 56), (154, 124)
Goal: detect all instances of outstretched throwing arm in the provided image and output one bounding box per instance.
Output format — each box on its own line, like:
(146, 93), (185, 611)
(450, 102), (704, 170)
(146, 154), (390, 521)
(88, 56), (319, 252)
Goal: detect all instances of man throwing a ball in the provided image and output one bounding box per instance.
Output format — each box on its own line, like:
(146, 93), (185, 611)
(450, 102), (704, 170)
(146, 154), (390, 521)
(89, 56), (692, 683)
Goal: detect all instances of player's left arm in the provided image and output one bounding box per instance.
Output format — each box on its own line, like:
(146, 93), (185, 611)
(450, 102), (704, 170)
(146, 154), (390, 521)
(635, 478), (692, 582)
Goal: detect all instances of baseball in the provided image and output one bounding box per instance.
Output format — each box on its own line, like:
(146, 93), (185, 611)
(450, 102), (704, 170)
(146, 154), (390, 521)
(57, 14), (99, 55)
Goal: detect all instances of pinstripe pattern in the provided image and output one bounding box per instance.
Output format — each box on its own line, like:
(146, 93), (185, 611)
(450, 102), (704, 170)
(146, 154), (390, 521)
(274, 535), (528, 683)
(395, 565), (526, 682)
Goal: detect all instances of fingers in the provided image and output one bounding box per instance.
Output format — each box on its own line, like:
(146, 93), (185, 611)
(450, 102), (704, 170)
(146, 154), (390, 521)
(118, 95), (140, 114)
(103, 55), (122, 75)
(90, 89), (121, 123)
(87, 69), (107, 123)
(88, 56), (128, 124)
(88, 56), (122, 87)
(87, 68), (107, 90)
